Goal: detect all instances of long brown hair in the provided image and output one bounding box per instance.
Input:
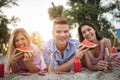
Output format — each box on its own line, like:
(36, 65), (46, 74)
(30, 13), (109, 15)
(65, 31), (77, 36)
(78, 21), (103, 42)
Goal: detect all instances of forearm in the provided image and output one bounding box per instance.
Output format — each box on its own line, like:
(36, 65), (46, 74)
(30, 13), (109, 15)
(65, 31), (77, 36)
(84, 54), (99, 71)
(87, 61), (108, 71)
(87, 65), (98, 71)
(11, 62), (20, 73)
(55, 57), (74, 72)
(24, 61), (39, 73)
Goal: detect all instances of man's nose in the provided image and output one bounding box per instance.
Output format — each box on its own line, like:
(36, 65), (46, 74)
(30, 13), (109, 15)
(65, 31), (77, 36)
(61, 32), (65, 36)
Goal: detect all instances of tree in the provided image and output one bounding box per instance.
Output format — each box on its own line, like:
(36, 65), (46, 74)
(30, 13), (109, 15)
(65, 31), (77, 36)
(0, 0), (18, 54)
(48, 0), (120, 40)
(63, 0), (120, 38)
(48, 2), (64, 21)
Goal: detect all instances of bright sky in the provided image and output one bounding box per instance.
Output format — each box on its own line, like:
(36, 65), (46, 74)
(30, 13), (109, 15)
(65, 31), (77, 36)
(2, 0), (120, 42)
(3, 0), (68, 42)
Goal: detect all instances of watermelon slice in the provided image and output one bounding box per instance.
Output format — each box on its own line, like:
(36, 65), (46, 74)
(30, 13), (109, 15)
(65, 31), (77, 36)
(81, 39), (97, 50)
(16, 47), (34, 53)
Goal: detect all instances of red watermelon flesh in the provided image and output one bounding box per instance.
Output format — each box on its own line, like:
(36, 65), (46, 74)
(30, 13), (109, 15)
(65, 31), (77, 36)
(17, 47), (33, 53)
(81, 39), (97, 50)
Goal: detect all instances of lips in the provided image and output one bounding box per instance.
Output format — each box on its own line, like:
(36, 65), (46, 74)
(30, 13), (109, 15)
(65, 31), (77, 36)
(19, 45), (25, 48)
(16, 47), (34, 54)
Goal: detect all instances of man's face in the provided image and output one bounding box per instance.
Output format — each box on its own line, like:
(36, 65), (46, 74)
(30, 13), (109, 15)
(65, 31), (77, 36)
(53, 24), (70, 47)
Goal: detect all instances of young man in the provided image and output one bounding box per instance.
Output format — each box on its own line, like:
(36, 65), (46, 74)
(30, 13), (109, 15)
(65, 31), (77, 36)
(42, 17), (88, 72)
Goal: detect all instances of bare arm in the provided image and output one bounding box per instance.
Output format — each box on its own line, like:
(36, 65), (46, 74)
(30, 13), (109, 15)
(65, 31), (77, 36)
(10, 61), (20, 73)
(24, 61), (39, 73)
(84, 53), (98, 70)
(84, 38), (111, 71)
(9, 50), (24, 73)
(84, 53), (108, 71)
(23, 53), (40, 73)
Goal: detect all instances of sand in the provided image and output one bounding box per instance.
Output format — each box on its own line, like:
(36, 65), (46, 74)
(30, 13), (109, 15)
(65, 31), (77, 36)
(0, 54), (120, 80)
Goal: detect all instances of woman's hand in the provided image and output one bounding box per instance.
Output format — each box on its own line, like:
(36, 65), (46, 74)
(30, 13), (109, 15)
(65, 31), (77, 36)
(95, 60), (108, 70)
(76, 44), (89, 58)
(23, 51), (34, 62)
(10, 49), (24, 65)
(9, 48), (24, 73)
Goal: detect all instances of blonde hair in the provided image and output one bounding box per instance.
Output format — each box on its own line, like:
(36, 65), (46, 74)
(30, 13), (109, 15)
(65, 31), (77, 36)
(7, 28), (31, 73)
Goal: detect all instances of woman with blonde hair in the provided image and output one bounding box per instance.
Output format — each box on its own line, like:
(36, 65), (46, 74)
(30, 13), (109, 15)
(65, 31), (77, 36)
(7, 28), (46, 74)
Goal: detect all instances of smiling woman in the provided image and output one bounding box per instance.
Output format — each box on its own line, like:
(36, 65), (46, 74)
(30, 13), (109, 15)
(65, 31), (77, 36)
(7, 28), (46, 74)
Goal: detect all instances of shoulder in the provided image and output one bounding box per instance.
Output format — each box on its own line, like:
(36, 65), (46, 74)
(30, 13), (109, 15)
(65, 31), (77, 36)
(102, 37), (111, 47)
(103, 37), (111, 43)
(29, 44), (41, 55)
(68, 38), (80, 45)
(42, 39), (54, 48)
(30, 44), (40, 50)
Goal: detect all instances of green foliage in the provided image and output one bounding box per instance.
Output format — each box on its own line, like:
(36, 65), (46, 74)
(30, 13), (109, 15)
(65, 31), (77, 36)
(0, 0), (18, 8)
(63, 0), (120, 39)
(48, 2), (64, 20)
(0, 0), (18, 54)
(48, 0), (120, 43)
(0, 15), (11, 54)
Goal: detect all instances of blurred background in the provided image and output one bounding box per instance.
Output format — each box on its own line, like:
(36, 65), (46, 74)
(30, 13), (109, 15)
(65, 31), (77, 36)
(0, 0), (120, 55)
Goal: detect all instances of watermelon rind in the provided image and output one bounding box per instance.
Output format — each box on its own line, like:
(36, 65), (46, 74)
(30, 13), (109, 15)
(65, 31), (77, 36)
(81, 39), (97, 50)
(84, 44), (97, 50)
(16, 48), (33, 53)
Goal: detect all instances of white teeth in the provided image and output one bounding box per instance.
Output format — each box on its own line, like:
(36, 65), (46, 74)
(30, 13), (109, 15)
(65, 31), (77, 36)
(20, 45), (24, 47)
